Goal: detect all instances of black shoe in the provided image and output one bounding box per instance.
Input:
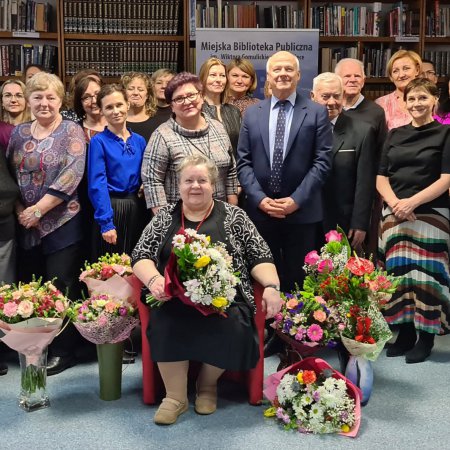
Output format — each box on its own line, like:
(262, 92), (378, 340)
(264, 334), (286, 358)
(386, 323), (417, 357)
(46, 356), (76, 376)
(122, 352), (135, 364)
(0, 361), (7, 376)
(405, 331), (434, 364)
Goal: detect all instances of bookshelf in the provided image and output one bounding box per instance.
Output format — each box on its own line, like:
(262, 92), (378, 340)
(58, 0), (189, 85)
(0, 0), (59, 80)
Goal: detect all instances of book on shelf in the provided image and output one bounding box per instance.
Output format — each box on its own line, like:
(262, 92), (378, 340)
(424, 49), (450, 77)
(0, 42), (56, 76)
(425, 1), (450, 37)
(64, 40), (181, 77)
(0, 0), (52, 32)
(63, 0), (182, 35)
(320, 46), (358, 73)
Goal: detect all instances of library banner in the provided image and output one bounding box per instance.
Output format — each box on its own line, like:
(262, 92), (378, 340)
(195, 28), (319, 99)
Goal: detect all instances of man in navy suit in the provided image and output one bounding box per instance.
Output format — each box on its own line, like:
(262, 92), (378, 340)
(237, 51), (333, 292)
(311, 72), (376, 252)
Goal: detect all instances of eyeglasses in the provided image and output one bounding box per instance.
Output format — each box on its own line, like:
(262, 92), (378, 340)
(172, 92), (200, 105)
(2, 93), (25, 100)
(81, 93), (99, 104)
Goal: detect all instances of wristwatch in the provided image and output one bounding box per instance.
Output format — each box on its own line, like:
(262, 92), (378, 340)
(264, 284), (280, 292)
(33, 208), (42, 218)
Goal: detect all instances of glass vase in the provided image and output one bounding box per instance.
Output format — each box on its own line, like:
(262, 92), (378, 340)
(18, 347), (50, 412)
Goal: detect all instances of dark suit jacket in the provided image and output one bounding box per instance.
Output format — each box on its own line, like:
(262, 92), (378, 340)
(237, 93), (333, 224)
(322, 112), (377, 233)
(344, 97), (387, 160)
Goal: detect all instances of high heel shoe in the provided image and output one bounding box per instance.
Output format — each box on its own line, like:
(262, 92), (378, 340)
(153, 398), (188, 425)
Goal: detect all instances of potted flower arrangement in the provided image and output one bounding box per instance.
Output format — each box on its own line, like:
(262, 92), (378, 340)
(68, 293), (139, 401)
(0, 278), (70, 411)
(147, 228), (240, 315)
(263, 357), (361, 436)
(302, 229), (400, 404)
(271, 290), (341, 367)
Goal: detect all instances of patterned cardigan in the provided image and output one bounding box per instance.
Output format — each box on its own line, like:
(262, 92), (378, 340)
(131, 200), (273, 312)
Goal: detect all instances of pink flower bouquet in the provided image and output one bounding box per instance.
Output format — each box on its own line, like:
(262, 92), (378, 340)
(263, 357), (361, 437)
(80, 253), (142, 308)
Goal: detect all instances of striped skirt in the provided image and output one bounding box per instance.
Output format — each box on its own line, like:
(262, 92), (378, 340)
(378, 206), (450, 335)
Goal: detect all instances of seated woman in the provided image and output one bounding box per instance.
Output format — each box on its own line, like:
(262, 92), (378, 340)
(377, 78), (450, 364)
(88, 84), (147, 259)
(132, 154), (282, 425)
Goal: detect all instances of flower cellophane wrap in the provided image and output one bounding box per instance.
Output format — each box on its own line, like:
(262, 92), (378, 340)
(341, 306), (393, 361)
(275, 329), (324, 357)
(73, 315), (139, 345)
(263, 357), (361, 438)
(0, 318), (63, 364)
(82, 274), (142, 308)
(163, 252), (222, 317)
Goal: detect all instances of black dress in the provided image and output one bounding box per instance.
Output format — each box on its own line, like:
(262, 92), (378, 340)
(147, 205), (259, 370)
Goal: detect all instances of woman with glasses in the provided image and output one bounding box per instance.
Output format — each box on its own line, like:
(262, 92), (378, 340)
(199, 58), (241, 155)
(121, 72), (157, 143)
(0, 80), (31, 125)
(7, 72), (86, 375)
(88, 84), (147, 259)
(141, 72), (238, 215)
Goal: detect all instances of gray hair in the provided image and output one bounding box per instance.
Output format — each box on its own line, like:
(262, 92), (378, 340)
(176, 154), (218, 185)
(334, 58), (366, 78)
(266, 52), (300, 73)
(312, 72), (343, 93)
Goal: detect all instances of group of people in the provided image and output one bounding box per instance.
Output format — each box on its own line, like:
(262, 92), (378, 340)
(0, 50), (449, 426)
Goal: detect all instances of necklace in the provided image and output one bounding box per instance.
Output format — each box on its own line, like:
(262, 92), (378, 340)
(32, 117), (59, 142)
(185, 132), (211, 159)
(181, 200), (214, 232)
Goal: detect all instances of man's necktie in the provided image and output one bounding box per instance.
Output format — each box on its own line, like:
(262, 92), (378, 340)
(269, 100), (286, 194)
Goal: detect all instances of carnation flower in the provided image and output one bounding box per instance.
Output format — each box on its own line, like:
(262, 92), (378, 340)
(3, 301), (18, 318)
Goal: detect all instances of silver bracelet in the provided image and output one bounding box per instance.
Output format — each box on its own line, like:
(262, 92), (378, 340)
(147, 274), (161, 289)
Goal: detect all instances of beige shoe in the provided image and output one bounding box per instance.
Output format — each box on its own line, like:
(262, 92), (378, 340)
(153, 398), (189, 425)
(195, 390), (217, 415)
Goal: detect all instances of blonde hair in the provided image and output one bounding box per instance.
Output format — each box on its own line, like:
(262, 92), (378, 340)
(199, 57), (227, 103)
(386, 50), (422, 78)
(225, 58), (257, 101)
(25, 72), (65, 102)
(0, 79), (31, 124)
(121, 72), (157, 118)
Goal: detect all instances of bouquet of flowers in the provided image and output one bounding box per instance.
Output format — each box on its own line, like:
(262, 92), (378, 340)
(147, 228), (240, 316)
(0, 278), (70, 411)
(68, 293), (138, 345)
(271, 290), (341, 355)
(80, 253), (141, 307)
(264, 357), (361, 436)
(302, 229), (399, 361)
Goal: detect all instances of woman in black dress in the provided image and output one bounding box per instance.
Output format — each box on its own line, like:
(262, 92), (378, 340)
(132, 154), (282, 425)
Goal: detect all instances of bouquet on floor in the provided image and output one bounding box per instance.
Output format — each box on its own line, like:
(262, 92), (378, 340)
(271, 289), (341, 356)
(68, 293), (139, 344)
(80, 253), (141, 307)
(146, 228), (240, 316)
(263, 357), (361, 436)
(302, 228), (399, 360)
(0, 278), (70, 410)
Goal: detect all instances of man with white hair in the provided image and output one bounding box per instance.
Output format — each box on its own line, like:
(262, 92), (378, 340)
(311, 72), (376, 251)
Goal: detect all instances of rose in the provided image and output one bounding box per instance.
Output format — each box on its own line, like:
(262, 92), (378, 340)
(3, 302), (18, 318)
(286, 298), (299, 309)
(17, 300), (34, 318)
(304, 250), (320, 265)
(315, 296), (326, 305)
(318, 259), (333, 273)
(55, 300), (66, 313)
(325, 230), (342, 242)
(313, 309), (327, 322)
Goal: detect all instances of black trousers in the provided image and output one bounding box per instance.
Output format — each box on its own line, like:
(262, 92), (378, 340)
(254, 220), (319, 293)
(17, 242), (83, 357)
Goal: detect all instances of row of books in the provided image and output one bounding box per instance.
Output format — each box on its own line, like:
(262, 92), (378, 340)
(64, 41), (180, 77)
(195, 2), (304, 29)
(423, 50), (450, 78)
(363, 46), (393, 78)
(0, 0), (52, 32)
(0, 43), (56, 76)
(320, 46), (358, 73)
(310, 3), (383, 37)
(425, 4), (450, 37)
(63, 0), (182, 35)
(310, 2), (419, 37)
